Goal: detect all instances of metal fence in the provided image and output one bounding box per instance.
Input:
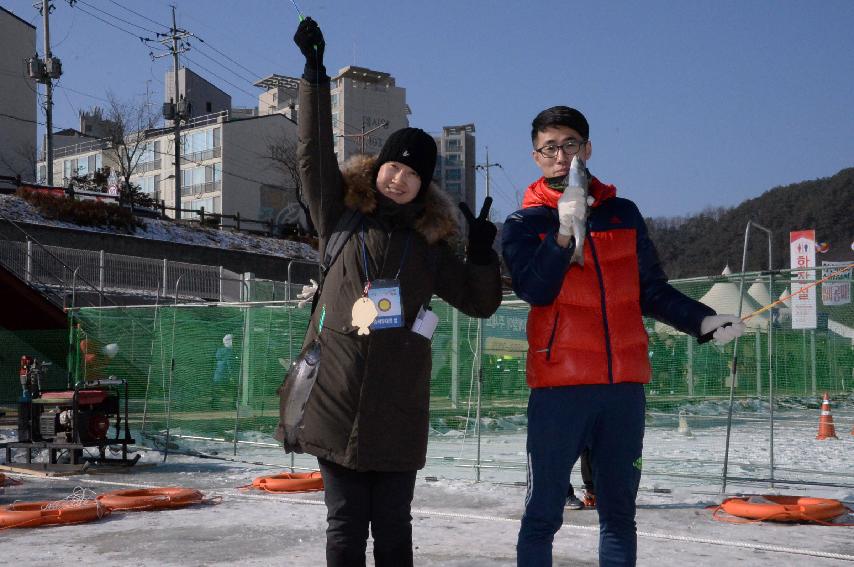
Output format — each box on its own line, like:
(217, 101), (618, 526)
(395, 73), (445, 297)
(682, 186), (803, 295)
(43, 264), (851, 490)
(0, 239), (310, 304)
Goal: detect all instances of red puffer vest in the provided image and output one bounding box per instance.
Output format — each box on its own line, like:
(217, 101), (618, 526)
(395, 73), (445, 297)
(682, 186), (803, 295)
(522, 177), (651, 387)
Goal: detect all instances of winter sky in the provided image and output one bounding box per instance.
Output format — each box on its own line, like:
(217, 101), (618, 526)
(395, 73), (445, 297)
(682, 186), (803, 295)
(5, 0), (854, 222)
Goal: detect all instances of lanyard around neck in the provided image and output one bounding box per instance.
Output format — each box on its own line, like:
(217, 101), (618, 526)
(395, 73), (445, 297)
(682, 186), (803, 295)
(360, 223), (413, 294)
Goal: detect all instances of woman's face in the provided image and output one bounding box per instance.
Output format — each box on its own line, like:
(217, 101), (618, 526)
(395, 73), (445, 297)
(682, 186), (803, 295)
(375, 161), (421, 204)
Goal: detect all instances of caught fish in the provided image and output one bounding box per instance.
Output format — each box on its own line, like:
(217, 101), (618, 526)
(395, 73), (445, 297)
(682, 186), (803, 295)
(567, 155), (588, 266)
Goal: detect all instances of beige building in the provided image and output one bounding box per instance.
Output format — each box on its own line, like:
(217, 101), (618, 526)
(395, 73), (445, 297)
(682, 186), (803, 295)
(0, 7), (37, 187)
(256, 66), (410, 163)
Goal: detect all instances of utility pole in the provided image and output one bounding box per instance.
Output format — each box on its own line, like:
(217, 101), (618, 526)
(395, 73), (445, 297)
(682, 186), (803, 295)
(153, 6), (191, 219)
(29, 1), (62, 186)
(475, 146), (502, 202)
(339, 120), (389, 156)
(472, 146), (501, 483)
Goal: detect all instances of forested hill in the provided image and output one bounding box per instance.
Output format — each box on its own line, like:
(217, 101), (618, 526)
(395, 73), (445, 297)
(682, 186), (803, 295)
(646, 167), (853, 279)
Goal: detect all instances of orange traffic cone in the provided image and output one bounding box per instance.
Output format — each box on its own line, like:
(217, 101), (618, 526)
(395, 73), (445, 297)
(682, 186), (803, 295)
(816, 393), (838, 440)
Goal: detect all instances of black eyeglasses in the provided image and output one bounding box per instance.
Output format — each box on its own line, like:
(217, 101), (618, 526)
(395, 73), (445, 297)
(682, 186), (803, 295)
(535, 139), (588, 159)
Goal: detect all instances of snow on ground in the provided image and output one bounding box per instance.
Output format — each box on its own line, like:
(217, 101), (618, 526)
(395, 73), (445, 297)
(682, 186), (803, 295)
(0, 194), (318, 261)
(3, 413), (854, 566)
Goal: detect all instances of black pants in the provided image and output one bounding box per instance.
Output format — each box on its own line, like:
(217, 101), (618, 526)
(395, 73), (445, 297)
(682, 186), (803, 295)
(567, 446), (594, 498)
(318, 458), (417, 567)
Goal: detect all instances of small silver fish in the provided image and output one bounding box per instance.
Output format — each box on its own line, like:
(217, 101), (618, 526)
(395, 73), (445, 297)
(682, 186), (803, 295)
(567, 155), (588, 266)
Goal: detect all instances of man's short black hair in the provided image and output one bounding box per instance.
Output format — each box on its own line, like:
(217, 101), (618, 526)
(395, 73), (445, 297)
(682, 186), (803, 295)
(531, 106), (590, 145)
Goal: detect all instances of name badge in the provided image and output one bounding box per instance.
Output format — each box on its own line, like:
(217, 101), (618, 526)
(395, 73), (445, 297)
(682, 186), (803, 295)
(367, 279), (403, 330)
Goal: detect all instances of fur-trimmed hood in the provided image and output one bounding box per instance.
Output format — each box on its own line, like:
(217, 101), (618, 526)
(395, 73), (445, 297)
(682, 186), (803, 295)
(340, 154), (460, 245)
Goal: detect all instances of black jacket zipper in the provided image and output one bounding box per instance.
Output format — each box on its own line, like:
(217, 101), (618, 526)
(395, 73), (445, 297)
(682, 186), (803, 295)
(545, 312), (559, 361)
(587, 234), (614, 383)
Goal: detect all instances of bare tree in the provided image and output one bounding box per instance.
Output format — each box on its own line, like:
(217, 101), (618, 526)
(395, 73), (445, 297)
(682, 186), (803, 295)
(0, 141), (38, 183)
(101, 92), (158, 207)
(267, 132), (314, 235)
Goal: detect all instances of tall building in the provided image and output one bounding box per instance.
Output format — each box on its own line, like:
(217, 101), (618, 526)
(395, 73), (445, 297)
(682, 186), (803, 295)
(255, 66), (411, 163)
(331, 66), (409, 161)
(165, 67), (232, 125)
(0, 7), (37, 187)
(435, 124), (477, 212)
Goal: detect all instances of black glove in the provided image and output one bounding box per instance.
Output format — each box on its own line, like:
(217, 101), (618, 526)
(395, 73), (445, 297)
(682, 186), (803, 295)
(460, 197), (497, 265)
(293, 17), (327, 82)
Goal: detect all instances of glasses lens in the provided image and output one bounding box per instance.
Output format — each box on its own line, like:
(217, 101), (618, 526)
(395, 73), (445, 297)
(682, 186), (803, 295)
(540, 145), (558, 158)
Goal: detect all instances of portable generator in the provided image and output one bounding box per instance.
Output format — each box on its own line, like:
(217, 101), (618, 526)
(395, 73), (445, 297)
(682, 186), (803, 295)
(7, 355), (137, 471)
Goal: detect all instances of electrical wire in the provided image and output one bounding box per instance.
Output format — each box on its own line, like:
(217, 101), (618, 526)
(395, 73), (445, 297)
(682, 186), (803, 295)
(186, 42), (259, 87)
(73, 0), (163, 36)
(105, 0), (170, 31)
(181, 55), (258, 99)
(65, 0), (153, 42)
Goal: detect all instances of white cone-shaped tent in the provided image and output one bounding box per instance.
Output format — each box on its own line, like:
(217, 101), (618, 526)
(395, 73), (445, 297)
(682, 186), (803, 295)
(698, 269), (768, 330)
(654, 266), (769, 335)
(747, 279), (773, 308)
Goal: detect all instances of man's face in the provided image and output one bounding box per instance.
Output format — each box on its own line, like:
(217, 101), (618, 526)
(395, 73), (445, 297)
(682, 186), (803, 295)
(532, 126), (592, 179)
(375, 161), (422, 204)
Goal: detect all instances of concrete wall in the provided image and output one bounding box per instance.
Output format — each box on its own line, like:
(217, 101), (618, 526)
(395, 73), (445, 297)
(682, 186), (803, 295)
(2, 222), (309, 283)
(0, 8), (37, 184)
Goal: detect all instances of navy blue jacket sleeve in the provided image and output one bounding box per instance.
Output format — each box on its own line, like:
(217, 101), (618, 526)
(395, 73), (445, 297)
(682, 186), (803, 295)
(632, 203), (715, 337)
(501, 208), (573, 306)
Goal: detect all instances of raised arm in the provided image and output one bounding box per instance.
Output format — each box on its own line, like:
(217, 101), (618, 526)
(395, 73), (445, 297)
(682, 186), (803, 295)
(294, 18), (344, 242)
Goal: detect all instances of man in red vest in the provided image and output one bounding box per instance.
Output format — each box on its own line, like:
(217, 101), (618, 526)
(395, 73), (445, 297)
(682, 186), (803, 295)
(502, 106), (744, 566)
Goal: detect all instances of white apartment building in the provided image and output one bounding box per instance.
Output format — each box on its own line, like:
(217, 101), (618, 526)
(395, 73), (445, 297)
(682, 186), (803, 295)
(39, 110), (301, 230)
(0, 7), (37, 188)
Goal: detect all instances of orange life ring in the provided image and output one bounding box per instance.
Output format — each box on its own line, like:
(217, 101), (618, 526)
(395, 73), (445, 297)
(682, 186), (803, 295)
(248, 471), (324, 493)
(716, 495), (849, 524)
(0, 500), (108, 529)
(96, 487), (205, 511)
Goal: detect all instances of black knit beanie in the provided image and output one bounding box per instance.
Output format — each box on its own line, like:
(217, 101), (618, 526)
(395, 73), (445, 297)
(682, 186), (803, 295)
(374, 128), (437, 190)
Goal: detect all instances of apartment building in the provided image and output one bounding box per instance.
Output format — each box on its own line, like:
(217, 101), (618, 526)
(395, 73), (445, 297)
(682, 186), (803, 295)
(39, 110), (301, 230)
(435, 124), (477, 212)
(0, 7), (37, 188)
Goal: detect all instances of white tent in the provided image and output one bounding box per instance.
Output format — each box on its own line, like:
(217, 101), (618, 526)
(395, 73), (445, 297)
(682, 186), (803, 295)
(747, 279), (773, 308)
(654, 266), (769, 335)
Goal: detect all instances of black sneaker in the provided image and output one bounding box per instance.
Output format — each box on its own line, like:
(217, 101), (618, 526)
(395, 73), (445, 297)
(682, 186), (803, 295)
(565, 495), (583, 510)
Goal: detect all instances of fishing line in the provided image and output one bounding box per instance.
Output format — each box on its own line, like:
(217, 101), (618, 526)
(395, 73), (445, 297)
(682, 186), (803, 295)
(287, 0), (327, 329)
(740, 262), (853, 321)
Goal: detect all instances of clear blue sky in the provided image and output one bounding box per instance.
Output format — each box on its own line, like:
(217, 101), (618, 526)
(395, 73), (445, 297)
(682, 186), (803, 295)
(6, 0), (854, 222)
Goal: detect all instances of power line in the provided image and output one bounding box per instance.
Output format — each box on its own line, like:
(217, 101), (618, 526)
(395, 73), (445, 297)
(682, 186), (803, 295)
(182, 55), (258, 99)
(193, 36), (262, 83)
(72, 0), (162, 35)
(186, 41), (258, 87)
(106, 0), (170, 30)
(53, 83), (110, 103)
(65, 0), (153, 42)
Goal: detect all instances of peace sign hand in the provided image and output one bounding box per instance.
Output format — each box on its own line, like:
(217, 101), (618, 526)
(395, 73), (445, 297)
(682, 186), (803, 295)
(459, 197), (497, 265)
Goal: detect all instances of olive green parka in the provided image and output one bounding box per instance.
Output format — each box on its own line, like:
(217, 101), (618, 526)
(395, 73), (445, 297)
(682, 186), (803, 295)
(278, 79), (502, 471)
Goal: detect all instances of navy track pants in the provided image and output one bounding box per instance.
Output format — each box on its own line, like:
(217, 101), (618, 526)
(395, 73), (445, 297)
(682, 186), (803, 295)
(517, 383), (645, 567)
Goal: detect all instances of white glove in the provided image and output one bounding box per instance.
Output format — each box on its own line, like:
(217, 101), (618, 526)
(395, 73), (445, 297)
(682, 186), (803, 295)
(700, 315), (745, 345)
(557, 186), (587, 238)
(296, 279), (318, 308)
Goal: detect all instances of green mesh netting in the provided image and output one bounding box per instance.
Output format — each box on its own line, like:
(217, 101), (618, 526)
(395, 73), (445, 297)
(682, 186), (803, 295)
(40, 266), (854, 486)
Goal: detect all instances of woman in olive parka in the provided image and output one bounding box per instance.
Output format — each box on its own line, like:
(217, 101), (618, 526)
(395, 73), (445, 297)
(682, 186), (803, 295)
(277, 16), (502, 567)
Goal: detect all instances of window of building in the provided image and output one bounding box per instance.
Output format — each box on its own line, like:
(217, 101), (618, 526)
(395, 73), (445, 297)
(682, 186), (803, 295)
(445, 153), (461, 164)
(206, 102), (212, 113)
(446, 183), (461, 194)
(446, 138), (461, 151)
(445, 168), (461, 181)
(331, 93), (339, 109)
